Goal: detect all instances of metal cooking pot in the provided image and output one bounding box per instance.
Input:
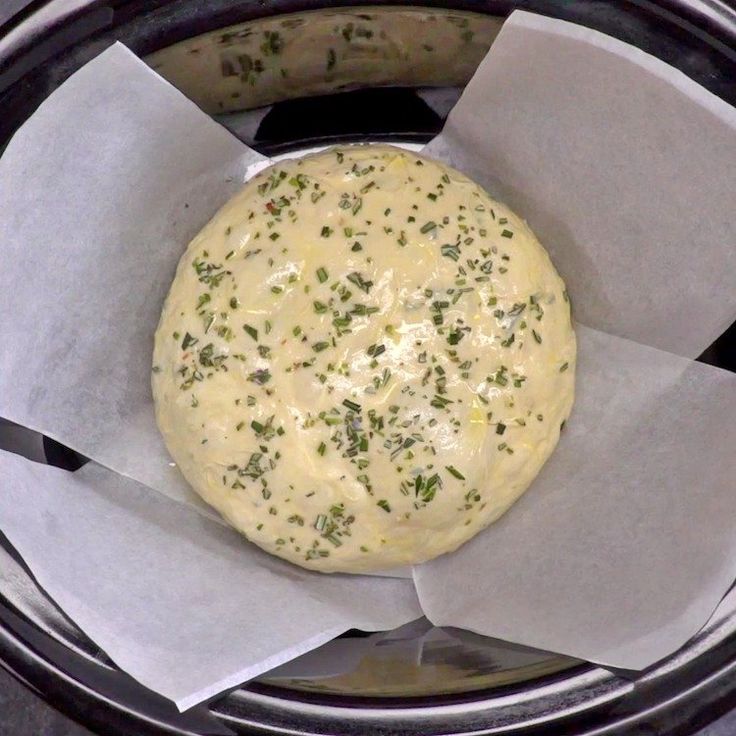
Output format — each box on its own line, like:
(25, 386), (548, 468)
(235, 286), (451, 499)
(1, 1), (735, 734)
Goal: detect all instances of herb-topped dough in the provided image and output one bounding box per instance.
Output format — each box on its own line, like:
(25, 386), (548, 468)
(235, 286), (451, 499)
(153, 145), (576, 573)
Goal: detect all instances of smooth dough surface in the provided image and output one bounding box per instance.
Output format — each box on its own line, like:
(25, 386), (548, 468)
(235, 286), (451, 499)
(153, 145), (576, 573)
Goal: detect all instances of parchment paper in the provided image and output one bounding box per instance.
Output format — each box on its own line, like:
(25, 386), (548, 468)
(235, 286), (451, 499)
(0, 10), (735, 709)
(0, 43), (422, 707)
(413, 10), (736, 668)
(414, 325), (736, 668)
(0, 43), (410, 581)
(424, 10), (736, 358)
(0, 449), (421, 709)
(0, 44), (261, 521)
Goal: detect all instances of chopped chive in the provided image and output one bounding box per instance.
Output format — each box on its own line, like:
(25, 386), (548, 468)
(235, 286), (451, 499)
(441, 243), (461, 261)
(431, 394), (454, 409)
(347, 272), (372, 293)
(420, 221), (436, 234)
(342, 399), (361, 412)
(316, 267), (329, 283)
(446, 465), (465, 480)
(560, 362), (569, 372)
(367, 344), (385, 357)
(377, 499), (391, 513)
(496, 422), (506, 435)
(181, 332), (198, 350)
(313, 341), (330, 352)
(247, 369), (271, 385)
(317, 442), (326, 456)
(243, 324), (258, 341)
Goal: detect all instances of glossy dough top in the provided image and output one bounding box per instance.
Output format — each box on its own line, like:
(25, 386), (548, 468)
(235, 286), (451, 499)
(153, 145), (576, 572)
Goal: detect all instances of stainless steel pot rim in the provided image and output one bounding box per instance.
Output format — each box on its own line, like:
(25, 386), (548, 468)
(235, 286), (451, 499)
(0, 1), (735, 735)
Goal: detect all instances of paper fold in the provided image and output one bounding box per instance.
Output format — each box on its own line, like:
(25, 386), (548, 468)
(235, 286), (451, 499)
(413, 325), (736, 669)
(0, 43), (264, 518)
(424, 10), (736, 358)
(0, 450), (422, 710)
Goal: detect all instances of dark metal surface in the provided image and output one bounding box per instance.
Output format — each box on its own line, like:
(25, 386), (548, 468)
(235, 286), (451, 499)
(0, 1), (735, 735)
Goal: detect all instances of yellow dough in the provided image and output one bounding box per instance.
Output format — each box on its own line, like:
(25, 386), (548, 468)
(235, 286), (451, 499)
(152, 145), (576, 573)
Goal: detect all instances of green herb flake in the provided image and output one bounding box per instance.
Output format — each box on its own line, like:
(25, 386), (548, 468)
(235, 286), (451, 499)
(441, 243), (461, 261)
(367, 343), (385, 357)
(347, 272), (373, 293)
(247, 369), (271, 385)
(181, 332), (198, 350)
(446, 465), (465, 480)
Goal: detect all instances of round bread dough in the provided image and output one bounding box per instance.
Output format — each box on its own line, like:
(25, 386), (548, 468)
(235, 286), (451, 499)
(152, 145), (576, 573)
